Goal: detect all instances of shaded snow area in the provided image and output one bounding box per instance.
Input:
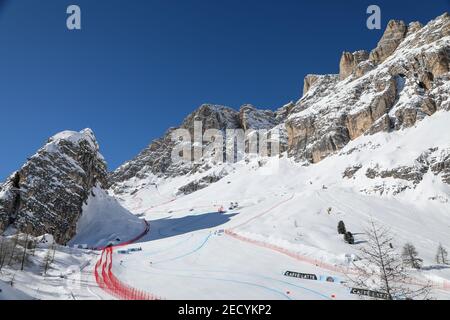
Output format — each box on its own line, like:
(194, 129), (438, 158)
(0, 280), (32, 300)
(68, 187), (145, 248)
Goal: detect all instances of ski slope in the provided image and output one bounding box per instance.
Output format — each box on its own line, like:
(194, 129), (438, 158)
(109, 215), (356, 300)
(98, 111), (450, 300)
(5, 112), (448, 300)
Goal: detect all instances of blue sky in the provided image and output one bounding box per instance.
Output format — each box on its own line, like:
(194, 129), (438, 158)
(0, 0), (448, 180)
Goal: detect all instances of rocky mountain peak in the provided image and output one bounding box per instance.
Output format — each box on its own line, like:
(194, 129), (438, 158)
(288, 13), (449, 164)
(111, 12), (449, 197)
(181, 104), (241, 133)
(0, 129), (108, 244)
(369, 19), (408, 64)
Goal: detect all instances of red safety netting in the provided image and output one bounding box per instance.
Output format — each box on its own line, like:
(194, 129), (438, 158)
(224, 229), (450, 292)
(94, 220), (163, 300)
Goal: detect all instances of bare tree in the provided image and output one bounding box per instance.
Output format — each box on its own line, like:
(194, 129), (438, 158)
(401, 243), (423, 269)
(50, 242), (57, 264)
(42, 248), (52, 276)
(7, 233), (19, 266)
(20, 233), (30, 271)
(0, 236), (8, 272)
(436, 244), (448, 265)
(348, 220), (431, 300)
(42, 241), (57, 275)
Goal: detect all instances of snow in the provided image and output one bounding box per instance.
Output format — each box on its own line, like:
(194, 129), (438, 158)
(2, 13), (449, 301)
(0, 280), (32, 300)
(43, 128), (105, 160)
(99, 110), (450, 300)
(68, 187), (146, 248)
(3, 103), (449, 301)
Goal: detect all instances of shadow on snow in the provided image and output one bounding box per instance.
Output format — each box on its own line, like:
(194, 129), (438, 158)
(138, 212), (239, 243)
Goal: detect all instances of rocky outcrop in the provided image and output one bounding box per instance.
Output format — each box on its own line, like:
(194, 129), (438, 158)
(430, 148), (450, 184)
(364, 148), (450, 187)
(110, 103), (288, 194)
(303, 75), (320, 96)
(342, 165), (362, 179)
(110, 13), (449, 197)
(406, 21), (423, 36)
(369, 20), (408, 64)
(0, 129), (108, 244)
(285, 13), (449, 164)
(239, 105), (279, 131)
(176, 170), (229, 196)
(339, 50), (370, 80)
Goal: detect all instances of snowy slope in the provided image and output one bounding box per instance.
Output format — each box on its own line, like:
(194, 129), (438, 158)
(108, 110), (450, 299)
(0, 280), (32, 300)
(68, 187), (146, 248)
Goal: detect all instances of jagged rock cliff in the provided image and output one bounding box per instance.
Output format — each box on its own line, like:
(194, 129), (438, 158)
(110, 103), (287, 194)
(287, 13), (449, 164)
(110, 13), (449, 196)
(0, 129), (108, 244)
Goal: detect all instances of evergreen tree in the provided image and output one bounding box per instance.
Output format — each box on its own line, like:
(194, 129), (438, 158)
(344, 231), (354, 244)
(338, 221), (346, 234)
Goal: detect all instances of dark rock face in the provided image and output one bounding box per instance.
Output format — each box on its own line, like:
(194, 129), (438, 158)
(177, 170), (229, 196)
(430, 148), (450, 184)
(0, 129), (108, 244)
(364, 148), (450, 186)
(342, 165), (363, 179)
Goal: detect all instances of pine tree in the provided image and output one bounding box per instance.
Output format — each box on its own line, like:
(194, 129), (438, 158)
(401, 243), (423, 269)
(338, 221), (346, 234)
(436, 243), (449, 265)
(344, 231), (354, 244)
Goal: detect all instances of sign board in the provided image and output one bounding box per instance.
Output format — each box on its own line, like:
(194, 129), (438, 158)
(284, 271), (318, 281)
(350, 288), (390, 300)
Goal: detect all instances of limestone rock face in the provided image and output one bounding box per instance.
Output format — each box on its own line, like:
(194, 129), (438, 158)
(364, 148), (450, 187)
(0, 129), (108, 244)
(339, 50), (370, 80)
(109, 13), (449, 200)
(370, 20), (408, 64)
(110, 104), (240, 189)
(110, 103), (288, 195)
(285, 13), (449, 164)
(406, 21), (423, 36)
(303, 75), (320, 96)
(239, 104), (279, 131)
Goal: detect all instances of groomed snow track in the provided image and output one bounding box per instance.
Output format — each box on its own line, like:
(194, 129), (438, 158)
(94, 220), (162, 300)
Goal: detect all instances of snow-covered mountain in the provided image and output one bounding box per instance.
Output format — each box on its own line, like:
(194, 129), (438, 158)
(0, 129), (142, 246)
(0, 12), (449, 300)
(109, 103), (288, 196)
(111, 12), (450, 198)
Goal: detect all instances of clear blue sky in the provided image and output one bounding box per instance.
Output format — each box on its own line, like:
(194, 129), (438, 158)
(0, 0), (448, 180)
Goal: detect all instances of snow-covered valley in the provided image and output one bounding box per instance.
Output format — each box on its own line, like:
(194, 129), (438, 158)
(1, 12), (449, 301)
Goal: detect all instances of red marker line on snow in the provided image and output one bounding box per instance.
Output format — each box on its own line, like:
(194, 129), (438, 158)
(94, 220), (163, 300)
